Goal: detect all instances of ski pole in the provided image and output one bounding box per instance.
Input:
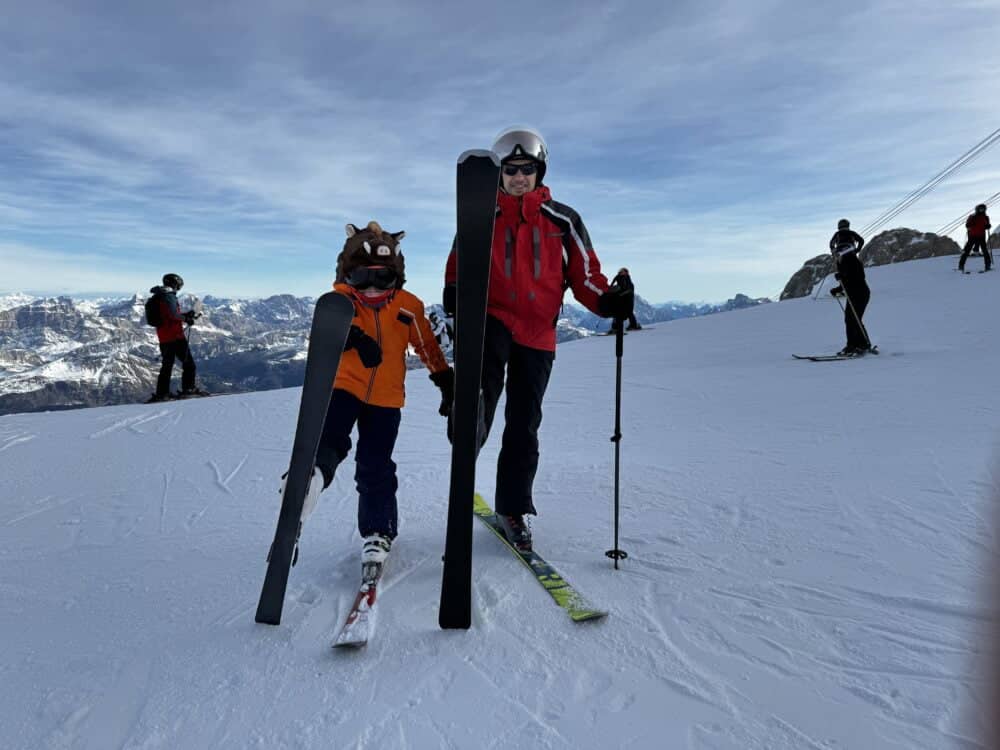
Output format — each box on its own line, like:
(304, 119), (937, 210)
(812, 250), (842, 299)
(605, 321), (628, 569)
(833, 285), (876, 352)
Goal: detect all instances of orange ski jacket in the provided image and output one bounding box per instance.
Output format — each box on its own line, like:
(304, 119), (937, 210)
(332, 285), (449, 408)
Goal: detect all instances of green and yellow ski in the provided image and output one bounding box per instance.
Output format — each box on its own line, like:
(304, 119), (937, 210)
(473, 495), (607, 622)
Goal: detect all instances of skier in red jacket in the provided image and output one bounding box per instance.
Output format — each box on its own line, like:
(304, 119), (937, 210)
(959, 203), (992, 273)
(442, 127), (633, 550)
(147, 273), (203, 402)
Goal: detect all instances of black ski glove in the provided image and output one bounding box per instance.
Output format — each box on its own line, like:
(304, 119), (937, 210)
(598, 283), (634, 320)
(182, 310), (197, 325)
(429, 367), (455, 417)
(344, 325), (382, 369)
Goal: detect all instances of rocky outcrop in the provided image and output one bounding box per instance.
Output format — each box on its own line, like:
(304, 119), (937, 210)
(780, 228), (961, 299)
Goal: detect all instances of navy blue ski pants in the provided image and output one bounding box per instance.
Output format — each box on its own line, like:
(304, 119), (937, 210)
(314, 388), (401, 539)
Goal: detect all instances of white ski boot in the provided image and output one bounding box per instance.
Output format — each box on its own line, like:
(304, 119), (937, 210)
(275, 466), (325, 566)
(361, 534), (392, 583)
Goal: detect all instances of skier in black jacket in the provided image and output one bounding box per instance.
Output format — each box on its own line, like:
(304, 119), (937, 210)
(829, 219), (871, 356)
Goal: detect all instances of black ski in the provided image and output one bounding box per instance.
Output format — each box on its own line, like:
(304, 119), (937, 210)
(439, 150), (501, 630)
(255, 291), (354, 625)
(793, 347), (879, 362)
(793, 354), (854, 362)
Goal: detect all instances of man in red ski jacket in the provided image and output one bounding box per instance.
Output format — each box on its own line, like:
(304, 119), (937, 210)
(442, 127), (633, 550)
(959, 203), (992, 273)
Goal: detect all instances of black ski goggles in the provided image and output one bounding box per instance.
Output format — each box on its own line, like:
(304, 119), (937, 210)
(345, 265), (398, 290)
(502, 162), (538, 176)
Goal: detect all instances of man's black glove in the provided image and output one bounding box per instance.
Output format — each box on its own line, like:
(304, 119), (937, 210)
(344, 325), (382, 369)
(598, 283), (634, 320)
(182, 310), (197, 325)
(429, 367), (455, 417)
(442, 284), (457, 316)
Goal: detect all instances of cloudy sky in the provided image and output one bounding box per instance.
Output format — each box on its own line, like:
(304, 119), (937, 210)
(2, 0), (998, 304)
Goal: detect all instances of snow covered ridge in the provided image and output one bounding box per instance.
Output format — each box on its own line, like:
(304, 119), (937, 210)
(0, 291), (768, 416)
(0, 294), (317, 415)
(780, 226), (998, 299)
(0, 256), (995, 748)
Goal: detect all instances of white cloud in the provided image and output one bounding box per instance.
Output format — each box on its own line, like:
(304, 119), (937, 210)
(0, 0), (998, 303)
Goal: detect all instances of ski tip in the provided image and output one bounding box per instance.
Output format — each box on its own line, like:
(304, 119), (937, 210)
(332, 637), (368, 649)
(570, 610), (609, 623)
(458, 149), (501, 166)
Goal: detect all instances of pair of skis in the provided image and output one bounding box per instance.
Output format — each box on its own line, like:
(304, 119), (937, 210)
(329, 493), (606, 648)
(793, 346), (879, 362)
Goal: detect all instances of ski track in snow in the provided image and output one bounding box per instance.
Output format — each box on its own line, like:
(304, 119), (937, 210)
(1, 258), (997, 748)
(0, 432), (36, 452)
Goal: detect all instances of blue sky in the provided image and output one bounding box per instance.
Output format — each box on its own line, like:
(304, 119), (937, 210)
(2, 0), (998, 305)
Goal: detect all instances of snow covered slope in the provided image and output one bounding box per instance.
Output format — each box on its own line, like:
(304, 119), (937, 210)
(1, 256), (995, 749)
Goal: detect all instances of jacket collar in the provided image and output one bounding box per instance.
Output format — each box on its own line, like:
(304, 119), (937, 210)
(497, 185), (551, 223)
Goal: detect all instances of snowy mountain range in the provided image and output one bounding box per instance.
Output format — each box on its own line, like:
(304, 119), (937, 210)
(1, 255), (995, 749)
(0, 291), (768, 416)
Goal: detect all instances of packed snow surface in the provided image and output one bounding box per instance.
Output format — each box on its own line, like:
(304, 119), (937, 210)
(1, 256), (995, 749)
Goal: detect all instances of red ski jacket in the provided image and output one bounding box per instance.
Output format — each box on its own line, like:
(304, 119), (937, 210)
(445, 185), (611, 351)
(966, 213), (991, 238)
(153, 289), (187, 343)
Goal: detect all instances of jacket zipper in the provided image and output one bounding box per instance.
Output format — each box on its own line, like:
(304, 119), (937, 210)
(363, 307), (383, 403)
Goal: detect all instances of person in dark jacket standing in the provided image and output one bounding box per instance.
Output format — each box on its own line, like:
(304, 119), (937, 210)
(147, 273), (201, 402)
(442, 126), (633, 551)
(829, 219), (872, 356)
(959, 203), (992, 273)
(609, 268), (642, 332)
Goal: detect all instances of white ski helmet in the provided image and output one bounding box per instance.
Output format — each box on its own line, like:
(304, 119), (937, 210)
(492, 126), (548, 182)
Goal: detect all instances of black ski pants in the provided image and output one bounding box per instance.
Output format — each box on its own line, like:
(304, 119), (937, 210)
(314, 388), (401, 539)
(838, 254), (871, 350)
(157, 338), (196, 397)
(959, 236), (992, 271)
(480, 315), (555, 516)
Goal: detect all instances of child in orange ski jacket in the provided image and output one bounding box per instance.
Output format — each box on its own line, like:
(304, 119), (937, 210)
(281, 222), (453, 566)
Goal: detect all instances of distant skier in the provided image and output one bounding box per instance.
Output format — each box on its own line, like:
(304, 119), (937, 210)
(146, 273), (204, 402)
(442, 126), (633, 551)
(958, 203), (992, 273)
(609, 268), (642, 332)
(829, 219), (872, 356)
(285, 222), (453, 571)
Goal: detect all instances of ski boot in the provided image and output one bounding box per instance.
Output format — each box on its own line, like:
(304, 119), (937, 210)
(498, 514), (532, 553)
(145, 393), (171, 403)
(361, 533), (392, 583)
(176, 387), (211, 399)
(272, 466), (326, 566)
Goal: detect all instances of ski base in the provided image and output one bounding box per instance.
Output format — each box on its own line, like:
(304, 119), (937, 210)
(333, 564), (386, 649)
(473, 495), (607, 622)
